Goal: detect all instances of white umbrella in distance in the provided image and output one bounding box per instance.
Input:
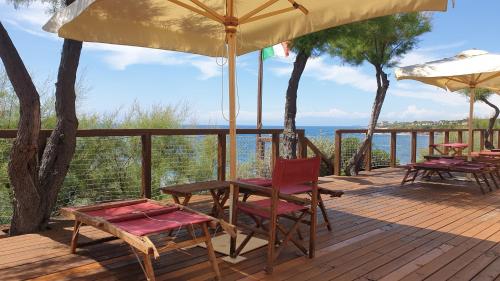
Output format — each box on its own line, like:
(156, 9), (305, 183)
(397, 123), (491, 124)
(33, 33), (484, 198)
(395, 49), (500, 156)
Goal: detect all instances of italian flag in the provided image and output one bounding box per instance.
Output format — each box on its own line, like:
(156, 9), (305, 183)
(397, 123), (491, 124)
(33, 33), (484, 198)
(262, 42), (290, 60)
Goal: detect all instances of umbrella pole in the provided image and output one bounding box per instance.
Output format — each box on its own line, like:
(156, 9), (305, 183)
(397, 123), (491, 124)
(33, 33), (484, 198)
(468, 87), (475, 159)
(227, 24), (238, 257)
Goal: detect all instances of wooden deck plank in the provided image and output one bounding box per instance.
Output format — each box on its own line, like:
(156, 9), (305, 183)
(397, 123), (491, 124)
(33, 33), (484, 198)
(0, 168), (498, 281)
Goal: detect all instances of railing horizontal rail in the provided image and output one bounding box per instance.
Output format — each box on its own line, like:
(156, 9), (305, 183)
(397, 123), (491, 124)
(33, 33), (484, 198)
(335, 128), (496, 134)
(333, 128), (500, 175)
(0, 128), (304, 138)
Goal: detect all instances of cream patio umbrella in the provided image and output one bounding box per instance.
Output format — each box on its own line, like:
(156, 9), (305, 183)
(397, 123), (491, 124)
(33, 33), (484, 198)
(43, 0), (449, 223)
(395, 49), (500, 157)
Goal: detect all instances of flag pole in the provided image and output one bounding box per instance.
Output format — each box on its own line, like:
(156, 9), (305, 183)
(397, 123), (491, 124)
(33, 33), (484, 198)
(256, 50), (264, 160)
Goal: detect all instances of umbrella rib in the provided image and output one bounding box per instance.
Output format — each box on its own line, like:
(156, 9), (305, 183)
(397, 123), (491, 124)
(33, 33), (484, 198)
(286, 0), (309, 14)
(189, 0), (225, 22)
(239, 0), (280, 23)
(445, 76), (468, 85)
(241, 7), (297, 24)
(168, 0), (224, 23)
(473, 73), (483, 85)
(476, 72), (500, 85)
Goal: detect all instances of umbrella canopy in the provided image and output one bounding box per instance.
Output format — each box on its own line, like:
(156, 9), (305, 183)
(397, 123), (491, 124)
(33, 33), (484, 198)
(43, 0), (449, 234)
(43, 0), (448, 57)
(395, 49), (500, 155)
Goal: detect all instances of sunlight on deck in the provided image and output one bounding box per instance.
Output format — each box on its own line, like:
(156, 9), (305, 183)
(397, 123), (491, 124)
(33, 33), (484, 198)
(1, 168), (499, 281)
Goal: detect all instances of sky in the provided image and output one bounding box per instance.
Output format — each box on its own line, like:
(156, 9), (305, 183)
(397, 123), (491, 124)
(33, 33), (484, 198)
(1, 0), (500, 127)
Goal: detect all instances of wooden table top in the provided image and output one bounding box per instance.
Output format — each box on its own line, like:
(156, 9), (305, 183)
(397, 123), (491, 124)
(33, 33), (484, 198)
(161, 180), (230, 195)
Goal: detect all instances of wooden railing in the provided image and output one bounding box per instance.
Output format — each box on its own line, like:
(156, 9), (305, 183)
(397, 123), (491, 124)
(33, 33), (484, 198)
(0, 128), (308, 198)
(2, 127), (496, 185)
(333, 128), (500, 176)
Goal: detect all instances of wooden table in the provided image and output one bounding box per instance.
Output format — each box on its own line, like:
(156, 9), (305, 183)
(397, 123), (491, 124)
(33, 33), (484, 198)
(478, 150), (500, 157)
(430, 143), (468, 156)
(161, 180), (230, 218)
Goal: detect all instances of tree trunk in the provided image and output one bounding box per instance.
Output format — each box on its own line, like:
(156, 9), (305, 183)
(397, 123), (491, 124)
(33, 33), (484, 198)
(345, 65), (389, 176)
(480, 96), (499, 149)
(283, 51), (309, 159)
(1, 0), (82, 234)
(0, 21), (42, 234)
(38, 37), (82, 226)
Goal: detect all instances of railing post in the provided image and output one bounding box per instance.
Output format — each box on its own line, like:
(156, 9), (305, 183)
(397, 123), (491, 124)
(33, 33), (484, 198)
(334, 131), (342, 176)
(470, 130), (475, 152)
(497, 130), (500, 148)
(480, 130), (485, 151)
(390, 132), (397, 168)
(444, 131), (450, 154)
(297, 130), (307, 159)
(457, 131), (463, 156)
(411, 131), (417, 163)
(271, 133), (280, 171)
(428, 131), (435, 156)
(365, 135), (372, 171)
(217, 133), (226, 181)
(141, 133), (152, 199)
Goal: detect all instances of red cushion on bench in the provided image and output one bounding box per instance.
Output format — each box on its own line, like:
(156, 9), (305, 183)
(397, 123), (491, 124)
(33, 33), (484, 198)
(84, 202), (169, 220)
(113, 210), (211, 236)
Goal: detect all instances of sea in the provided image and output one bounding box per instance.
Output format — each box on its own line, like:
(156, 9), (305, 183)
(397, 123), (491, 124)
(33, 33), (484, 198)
(196, 125), (432, 164)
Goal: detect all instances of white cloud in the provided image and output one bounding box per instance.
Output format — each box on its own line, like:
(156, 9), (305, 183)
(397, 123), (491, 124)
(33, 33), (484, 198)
(389, 82), (468, 106)
(384, 105), (466, 120)
(0, 1), (57, 39)
(298, 108), (368, 119)
(397, 41), (466, 67)
(207, 107), (370, 125)
(271, 57), (375, 92)
(476, 94), (500, 118)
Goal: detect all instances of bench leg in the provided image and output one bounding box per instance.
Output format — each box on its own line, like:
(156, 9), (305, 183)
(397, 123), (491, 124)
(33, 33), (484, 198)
(70, 220), (82, 254)
(482, 174), (493, 192)
(202, 223), (221, 281)
(472, 173), (486, 195)
(401, 168), (416, 186)
(142, 253), (156, 281)
(491, 173), (500, 190)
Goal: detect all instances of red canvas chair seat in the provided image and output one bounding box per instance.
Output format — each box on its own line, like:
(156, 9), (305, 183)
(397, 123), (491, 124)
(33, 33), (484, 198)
(238, 199), (307, 219)
(280, 184), (313, 195)
(238, 178), (333, 231)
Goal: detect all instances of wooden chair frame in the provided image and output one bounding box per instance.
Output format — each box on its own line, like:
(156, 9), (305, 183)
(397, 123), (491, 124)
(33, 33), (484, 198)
(230, 157), (321, 274)
(241, 183), (341, 232)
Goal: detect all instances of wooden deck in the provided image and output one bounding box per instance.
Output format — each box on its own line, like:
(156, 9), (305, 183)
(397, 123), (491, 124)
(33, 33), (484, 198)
(1, 168), (499, 281)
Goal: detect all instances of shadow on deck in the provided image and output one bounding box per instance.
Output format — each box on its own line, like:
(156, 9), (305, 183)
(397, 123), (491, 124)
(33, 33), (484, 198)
(1, 168), (499, 281)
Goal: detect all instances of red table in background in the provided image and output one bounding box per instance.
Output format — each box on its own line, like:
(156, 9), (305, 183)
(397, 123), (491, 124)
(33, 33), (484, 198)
(430, 143), (468, 156)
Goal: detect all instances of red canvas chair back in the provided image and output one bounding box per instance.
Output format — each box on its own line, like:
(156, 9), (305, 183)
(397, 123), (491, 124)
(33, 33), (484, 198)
(272, 157), (321, 190)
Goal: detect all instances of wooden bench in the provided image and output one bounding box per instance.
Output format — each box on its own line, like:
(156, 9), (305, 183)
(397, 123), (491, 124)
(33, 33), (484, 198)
(401, 159), (499, 194)
(160, 180), (230, 218)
